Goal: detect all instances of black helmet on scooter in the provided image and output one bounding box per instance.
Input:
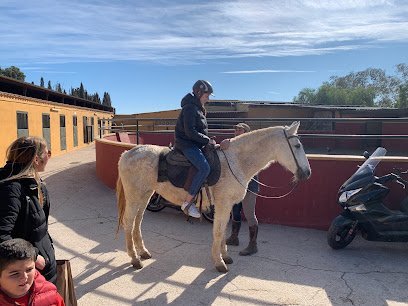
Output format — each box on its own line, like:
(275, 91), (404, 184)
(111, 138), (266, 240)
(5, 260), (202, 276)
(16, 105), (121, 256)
(192, 80), (214, 98)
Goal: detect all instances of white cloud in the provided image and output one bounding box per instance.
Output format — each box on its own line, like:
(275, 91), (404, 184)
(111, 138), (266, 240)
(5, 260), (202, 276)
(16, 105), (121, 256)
(0, 0), (407, 64)
(222, 70), (315, 74)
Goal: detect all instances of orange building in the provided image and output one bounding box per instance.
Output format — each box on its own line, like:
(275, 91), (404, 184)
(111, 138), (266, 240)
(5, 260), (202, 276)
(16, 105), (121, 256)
(0, 76), (115, 163)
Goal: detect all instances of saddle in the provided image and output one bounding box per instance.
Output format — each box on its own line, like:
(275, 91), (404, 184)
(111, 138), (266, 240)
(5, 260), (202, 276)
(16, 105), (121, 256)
(158, 144), (221, 191)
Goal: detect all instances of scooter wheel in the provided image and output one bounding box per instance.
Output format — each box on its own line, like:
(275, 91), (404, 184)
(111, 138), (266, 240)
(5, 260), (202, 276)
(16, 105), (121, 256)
(146, 194), (166, 212)
(327, 216), (357, 250)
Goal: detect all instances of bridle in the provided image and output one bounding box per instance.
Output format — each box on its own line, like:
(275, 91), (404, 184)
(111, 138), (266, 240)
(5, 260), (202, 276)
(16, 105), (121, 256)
(284, 129), (302, 174)
(221, 128), (301, 199)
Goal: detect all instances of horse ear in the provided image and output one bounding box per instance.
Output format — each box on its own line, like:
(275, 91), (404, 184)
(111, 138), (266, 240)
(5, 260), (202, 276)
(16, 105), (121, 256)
(288, 121), (300, 134)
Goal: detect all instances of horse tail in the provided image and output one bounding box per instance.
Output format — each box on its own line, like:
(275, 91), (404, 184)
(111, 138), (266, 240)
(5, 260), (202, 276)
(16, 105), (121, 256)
(115, 175), (126, 237)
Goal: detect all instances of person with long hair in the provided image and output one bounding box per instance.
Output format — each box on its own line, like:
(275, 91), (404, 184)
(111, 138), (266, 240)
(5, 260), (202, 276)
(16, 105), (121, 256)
(0, 136), (57, 283)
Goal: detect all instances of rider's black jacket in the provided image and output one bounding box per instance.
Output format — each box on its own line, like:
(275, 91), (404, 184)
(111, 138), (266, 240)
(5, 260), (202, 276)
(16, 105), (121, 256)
(174, 93), (210, 151)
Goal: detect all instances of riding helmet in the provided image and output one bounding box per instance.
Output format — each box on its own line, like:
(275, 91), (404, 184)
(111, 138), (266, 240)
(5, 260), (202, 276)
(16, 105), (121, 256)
(192, 80), (214, 97)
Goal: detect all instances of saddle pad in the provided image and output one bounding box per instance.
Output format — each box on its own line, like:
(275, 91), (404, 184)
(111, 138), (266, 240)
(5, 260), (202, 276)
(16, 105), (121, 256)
(157, 146), (221, 188)
(166, 149), (191, 166)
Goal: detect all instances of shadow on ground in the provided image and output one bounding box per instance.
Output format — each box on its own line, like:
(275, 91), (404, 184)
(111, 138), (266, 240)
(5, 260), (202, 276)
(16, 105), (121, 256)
(45, 159), (408, 305)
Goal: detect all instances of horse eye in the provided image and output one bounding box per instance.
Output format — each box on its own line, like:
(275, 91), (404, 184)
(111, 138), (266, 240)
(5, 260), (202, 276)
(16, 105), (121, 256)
(295, 144), (301, 149)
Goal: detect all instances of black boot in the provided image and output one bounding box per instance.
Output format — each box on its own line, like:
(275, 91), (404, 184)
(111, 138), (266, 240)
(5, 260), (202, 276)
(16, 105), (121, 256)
(239, 225), (258, 256)
(226, 220), (241, 246)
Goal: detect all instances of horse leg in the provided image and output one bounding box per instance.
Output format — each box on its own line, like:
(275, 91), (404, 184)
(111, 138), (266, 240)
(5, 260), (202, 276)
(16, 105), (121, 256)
(123, 204), (144, 269)
(222, 237), (233, 265)
(132, 194), (152, 260)
(212, 210), (231, 273)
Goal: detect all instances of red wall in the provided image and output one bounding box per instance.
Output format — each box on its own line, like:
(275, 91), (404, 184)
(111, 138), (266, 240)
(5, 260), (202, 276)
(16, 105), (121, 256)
(96, 134), (408, 230)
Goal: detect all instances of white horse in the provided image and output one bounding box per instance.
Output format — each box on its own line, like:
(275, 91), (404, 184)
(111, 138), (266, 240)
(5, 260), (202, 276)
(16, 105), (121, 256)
(116, 121), (311, 273)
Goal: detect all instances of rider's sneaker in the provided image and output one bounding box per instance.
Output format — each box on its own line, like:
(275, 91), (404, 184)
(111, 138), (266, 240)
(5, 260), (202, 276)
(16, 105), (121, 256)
(181, 201), (201, 218)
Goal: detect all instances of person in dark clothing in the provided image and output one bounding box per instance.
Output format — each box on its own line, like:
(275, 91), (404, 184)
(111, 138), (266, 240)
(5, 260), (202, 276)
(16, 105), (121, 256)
(220, 123), (260, 256)
(174, 80), (216, 218)
(0, 136), (57, 283)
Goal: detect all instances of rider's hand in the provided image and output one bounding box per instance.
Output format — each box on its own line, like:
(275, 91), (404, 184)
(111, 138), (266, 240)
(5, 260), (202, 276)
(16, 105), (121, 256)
(209, 138), (216, 146)
(219, 139), (231, 150)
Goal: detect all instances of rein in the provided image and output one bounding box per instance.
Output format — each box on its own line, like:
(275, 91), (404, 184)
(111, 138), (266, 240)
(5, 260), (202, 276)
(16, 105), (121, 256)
(220, 129), (301, 199)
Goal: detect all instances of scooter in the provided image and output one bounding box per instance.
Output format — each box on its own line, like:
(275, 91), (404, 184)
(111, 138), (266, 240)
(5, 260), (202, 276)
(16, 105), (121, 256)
(327, 147), (408, 249)
(147, 192), (215, 223)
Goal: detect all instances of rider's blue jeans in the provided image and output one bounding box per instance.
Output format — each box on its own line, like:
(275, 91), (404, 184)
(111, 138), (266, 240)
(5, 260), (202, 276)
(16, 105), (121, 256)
(181, 146), (210, 197)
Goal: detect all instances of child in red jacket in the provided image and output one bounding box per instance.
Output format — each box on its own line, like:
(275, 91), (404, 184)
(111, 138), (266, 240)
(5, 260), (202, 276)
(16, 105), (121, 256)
(0, 238), (64, 306)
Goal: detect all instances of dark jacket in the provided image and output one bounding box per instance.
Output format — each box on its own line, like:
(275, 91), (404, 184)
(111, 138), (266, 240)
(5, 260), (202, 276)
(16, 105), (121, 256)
(0, 163), (57, 283)
(174, 93), (210, 151)
(0, 270), (64, 306)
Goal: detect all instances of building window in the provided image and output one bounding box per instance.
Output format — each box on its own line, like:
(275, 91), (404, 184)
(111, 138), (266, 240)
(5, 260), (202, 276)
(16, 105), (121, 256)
(60, 115), (66, 127)
(60, 115), (66, 150)
(42, 114), (50, 128)
(73, 115), (78, 147)
(42, 113), (51, 150)
(16, 111), (29, 138)
(83, 116), (88, 143)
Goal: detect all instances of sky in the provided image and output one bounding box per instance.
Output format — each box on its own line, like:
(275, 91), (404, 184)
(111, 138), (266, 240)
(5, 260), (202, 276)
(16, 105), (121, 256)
(1, 0), (408, 114)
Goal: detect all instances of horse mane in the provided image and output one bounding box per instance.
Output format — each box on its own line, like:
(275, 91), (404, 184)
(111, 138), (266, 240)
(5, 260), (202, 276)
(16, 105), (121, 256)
(224, 125), (287, 176)
(230, 125), (284, 147)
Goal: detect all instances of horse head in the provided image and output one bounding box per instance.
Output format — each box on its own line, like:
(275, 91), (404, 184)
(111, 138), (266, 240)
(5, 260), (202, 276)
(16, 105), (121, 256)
(278, 121), (311, 182)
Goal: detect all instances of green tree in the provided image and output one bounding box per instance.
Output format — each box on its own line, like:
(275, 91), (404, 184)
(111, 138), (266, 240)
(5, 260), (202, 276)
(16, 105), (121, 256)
(102, 92), (112, 107)
(293, 88), (316, 104)
(396, 84), (408, 108)
(92, 92), (101, 104)
(395, 63), (408, 108)
(55, 83), (62, 93)
(396, 63), (408, 80)
(329, 68), (399, 106)
(79, 82), (85, 98)
(0, 66), (25, 81)
(294, 64), (407, 107)
(40, 77), (45, 87)
(47, 81), (52, 90)
(294, 85), (375, 106)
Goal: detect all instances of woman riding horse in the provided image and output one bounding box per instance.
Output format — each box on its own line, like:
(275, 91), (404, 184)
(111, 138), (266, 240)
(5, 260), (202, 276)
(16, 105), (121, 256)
(174, 80), (216, 218)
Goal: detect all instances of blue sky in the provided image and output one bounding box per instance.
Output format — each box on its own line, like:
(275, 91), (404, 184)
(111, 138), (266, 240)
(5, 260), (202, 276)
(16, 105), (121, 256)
(1, 0), (407, 114)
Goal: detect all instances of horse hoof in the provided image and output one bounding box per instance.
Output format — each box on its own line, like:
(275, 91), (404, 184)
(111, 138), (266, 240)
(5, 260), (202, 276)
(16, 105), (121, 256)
(140, 251), (152, 260)
(131, 259), (143, 270)
(216, 263), (229, 273)
(223, 256), (233, 264)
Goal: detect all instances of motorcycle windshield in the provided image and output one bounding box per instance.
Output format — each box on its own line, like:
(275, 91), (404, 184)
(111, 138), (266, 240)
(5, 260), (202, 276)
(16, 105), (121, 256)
(340, 147), (387, 191)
